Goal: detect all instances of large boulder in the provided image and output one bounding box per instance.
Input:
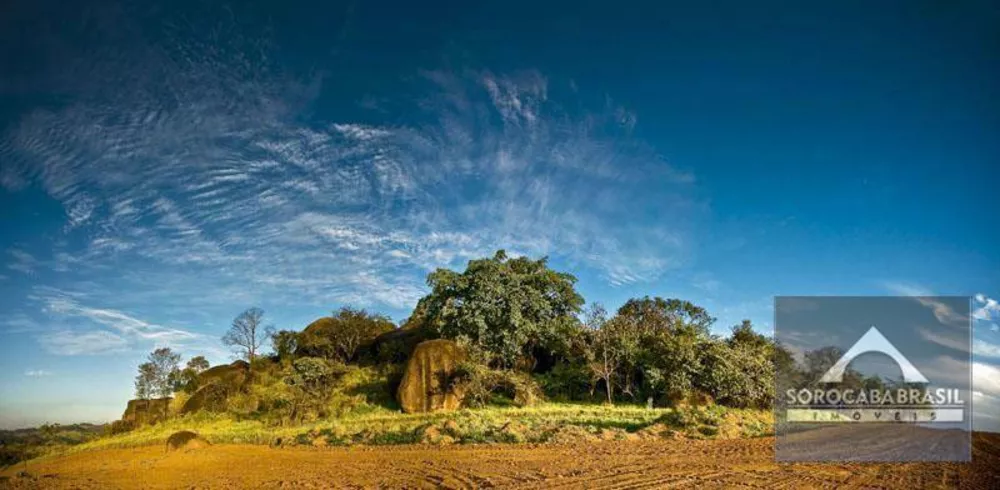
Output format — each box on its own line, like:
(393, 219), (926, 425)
(370, 326), (433, 364)
(181, 360), (250, 414)
(397, 339), (466, 413)
(121, 397), (171, 426)
(295, 317), (337, 358)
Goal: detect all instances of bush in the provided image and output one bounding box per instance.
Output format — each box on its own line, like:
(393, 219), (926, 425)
(104, 420), (135, 436)
(451, 361), (544, 408)
(536, 362), (593, 401)
(696, 340), (773, 409)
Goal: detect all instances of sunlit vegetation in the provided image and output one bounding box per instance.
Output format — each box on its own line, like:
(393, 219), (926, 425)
(13, 250), (786, 465)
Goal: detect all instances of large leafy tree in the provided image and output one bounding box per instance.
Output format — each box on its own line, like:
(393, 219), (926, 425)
(420, 250), (585, 368)
(696, 320), (779, 408)
(133, 347), (182, 399)
(607, 297), (714, 402)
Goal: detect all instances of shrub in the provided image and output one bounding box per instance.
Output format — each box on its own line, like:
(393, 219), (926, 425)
(696, 339), (773, 409)
(104, 420), (135, 436)
(451, 361), (544, 408)
(270, 329), (299, 362)
(536, 362), (593, 401)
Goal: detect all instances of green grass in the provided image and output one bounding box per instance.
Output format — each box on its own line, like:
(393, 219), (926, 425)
(30, 364), (773, 460)
(51, 402), (772, 460)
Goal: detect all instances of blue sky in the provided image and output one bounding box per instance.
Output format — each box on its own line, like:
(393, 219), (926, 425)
(1, 0), (998, 430)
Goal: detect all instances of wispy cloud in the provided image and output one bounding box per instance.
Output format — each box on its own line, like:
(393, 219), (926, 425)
(24, 369), (52, 377)
(881, 282), (969, 326)
(39, 330), (129, 356)
(7, 249), (37, 274)
(38, 290), (200, 344)
(919, 327), (1000, 358)
(0, 7), (702, 318)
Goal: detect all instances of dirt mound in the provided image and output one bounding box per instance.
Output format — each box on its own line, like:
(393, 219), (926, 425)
(165, 431), (209, 452)
(397, 339), (466, 413)
(165, 431), (210, 452)
(120, 398), (171, 426)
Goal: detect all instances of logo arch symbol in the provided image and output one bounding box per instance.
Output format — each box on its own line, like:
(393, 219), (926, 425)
(819, 326), (929, 383)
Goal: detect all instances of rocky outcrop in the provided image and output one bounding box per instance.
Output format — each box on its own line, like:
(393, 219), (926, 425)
(370, 326), (433, 364)
(121, 397), (171, 426)
(181, 360), (250, 414)
(397, 339), (466, 413)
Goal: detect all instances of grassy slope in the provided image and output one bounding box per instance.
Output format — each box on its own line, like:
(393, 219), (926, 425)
(29, 366), (772, 461)
(60, 403), (772, 456)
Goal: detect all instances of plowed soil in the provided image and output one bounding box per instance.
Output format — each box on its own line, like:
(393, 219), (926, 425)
(3, 433), (999, 489)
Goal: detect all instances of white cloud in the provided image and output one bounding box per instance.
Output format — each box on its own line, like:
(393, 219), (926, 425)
(974, 293), (999, 322)
(881, 283), (968, 325)
(0, 6), (702, 329)
(24, 369), (52, 377)
(41, 293), (200, 344)
(974, 339), (1000, 358)
(923, 356), (1000, 399)
(974, 362), (1000, 399)
(39, 330), (128, 356)
(882, 282), (932, 297)
(7, 249), (37, 274)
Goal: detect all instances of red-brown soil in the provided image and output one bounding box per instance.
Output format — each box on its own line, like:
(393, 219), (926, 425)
(2, 433), (998, 489)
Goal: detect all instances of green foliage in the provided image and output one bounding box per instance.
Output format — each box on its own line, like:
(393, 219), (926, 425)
(0, 423), (104, 468)
(269, 329), (299, 361)
(297, 307), (395, 363)
(374, 326), (434, 365)
(289, 357), (341, 394)
(451, 359), (544, 408)
(186, 356), (210, 373)
(134, 347), (181, 399)
(587, 297), (715, 404)
(419, 250), (585, 368)
(104, 420), (135, 436)
(536, 362), (593, 401)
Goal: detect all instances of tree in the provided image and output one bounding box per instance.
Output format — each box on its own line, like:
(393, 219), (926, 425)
(175, 355), (210, 393)
(297, 307), (394, 363)
(135, 362), (157, 399)
(419, 250), (585, 368)
(186, 356), (210, 373)
(607, 297), (715, 403)
(728, 319), (770, 350)
(134, 348), (181, 399)
(269, 328), (299, 361)
(223, 307), (269, 364)
(583, 303), (621, 403)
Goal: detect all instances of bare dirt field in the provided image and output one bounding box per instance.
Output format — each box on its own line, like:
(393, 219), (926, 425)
(3, 433), (999, 489)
